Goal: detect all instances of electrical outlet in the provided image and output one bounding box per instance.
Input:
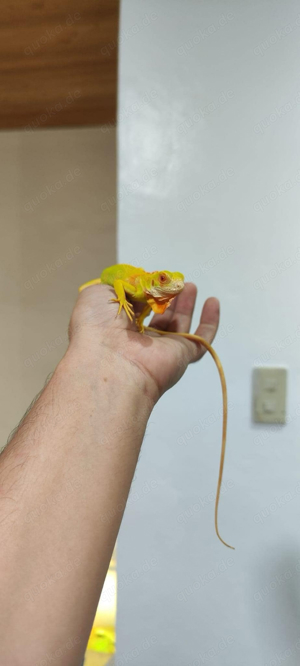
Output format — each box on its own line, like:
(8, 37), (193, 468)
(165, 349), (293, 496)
(253, 367), (287, 424)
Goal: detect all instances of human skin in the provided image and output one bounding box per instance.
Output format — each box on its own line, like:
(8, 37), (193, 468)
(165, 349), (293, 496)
(0, 282), (219, 665)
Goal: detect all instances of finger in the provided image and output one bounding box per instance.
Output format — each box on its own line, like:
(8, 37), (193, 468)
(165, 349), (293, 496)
(167, 283), (197, 333)
(188, 297), (220, 363)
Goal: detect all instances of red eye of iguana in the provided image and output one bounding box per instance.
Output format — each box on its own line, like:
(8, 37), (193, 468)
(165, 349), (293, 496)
(159, 273), (167, 284)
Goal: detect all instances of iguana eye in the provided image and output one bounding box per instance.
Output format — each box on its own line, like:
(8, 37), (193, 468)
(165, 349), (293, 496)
(159, 273), (167, 284)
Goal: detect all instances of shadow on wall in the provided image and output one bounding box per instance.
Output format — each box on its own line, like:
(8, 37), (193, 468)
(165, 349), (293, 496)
(251, 543), (300, 663)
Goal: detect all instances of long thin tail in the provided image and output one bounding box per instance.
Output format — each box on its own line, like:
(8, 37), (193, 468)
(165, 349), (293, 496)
(78, 278), (102, 292)
(145, 326), (234, 550)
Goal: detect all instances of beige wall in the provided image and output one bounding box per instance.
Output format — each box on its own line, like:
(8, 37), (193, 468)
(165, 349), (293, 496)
(0, 125), (116, 448)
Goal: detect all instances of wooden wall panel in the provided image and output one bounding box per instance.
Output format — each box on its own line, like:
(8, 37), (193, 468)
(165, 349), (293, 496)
(0, 0), (119, 129)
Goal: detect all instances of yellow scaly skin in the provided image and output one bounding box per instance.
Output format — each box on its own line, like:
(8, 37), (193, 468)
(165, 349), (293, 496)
(79, 264), (234, 550)
(79, 264), (185, 332)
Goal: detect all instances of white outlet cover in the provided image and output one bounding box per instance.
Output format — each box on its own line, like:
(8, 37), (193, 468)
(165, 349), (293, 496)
(252, 367), (287, 424)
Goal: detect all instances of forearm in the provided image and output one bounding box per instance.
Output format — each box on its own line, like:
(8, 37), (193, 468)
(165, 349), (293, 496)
(0, 338), (153, 665)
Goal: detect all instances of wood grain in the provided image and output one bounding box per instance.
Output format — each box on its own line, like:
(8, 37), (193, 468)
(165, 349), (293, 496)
(0, 0), (119, 129)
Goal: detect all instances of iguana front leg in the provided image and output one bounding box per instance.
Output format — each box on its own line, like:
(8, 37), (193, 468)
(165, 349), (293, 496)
(136, 304), (152, 333)
(110, 279), (137, 322)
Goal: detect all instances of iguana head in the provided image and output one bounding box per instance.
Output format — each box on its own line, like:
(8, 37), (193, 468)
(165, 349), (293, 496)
(144, 270), (185, 300)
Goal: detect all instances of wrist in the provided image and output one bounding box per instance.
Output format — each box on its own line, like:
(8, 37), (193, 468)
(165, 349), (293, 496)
(55, 341), (155, 458)
(57, 334), (157, 415)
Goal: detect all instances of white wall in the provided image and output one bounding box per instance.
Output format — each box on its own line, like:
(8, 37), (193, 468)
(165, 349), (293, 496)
(117, 1), (300, 664)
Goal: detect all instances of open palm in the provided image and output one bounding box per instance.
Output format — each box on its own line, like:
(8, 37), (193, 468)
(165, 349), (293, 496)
(69, 283), (220, 403)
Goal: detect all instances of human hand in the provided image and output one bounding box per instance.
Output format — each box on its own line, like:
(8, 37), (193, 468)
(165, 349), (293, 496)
(68, 283), (220, 405)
